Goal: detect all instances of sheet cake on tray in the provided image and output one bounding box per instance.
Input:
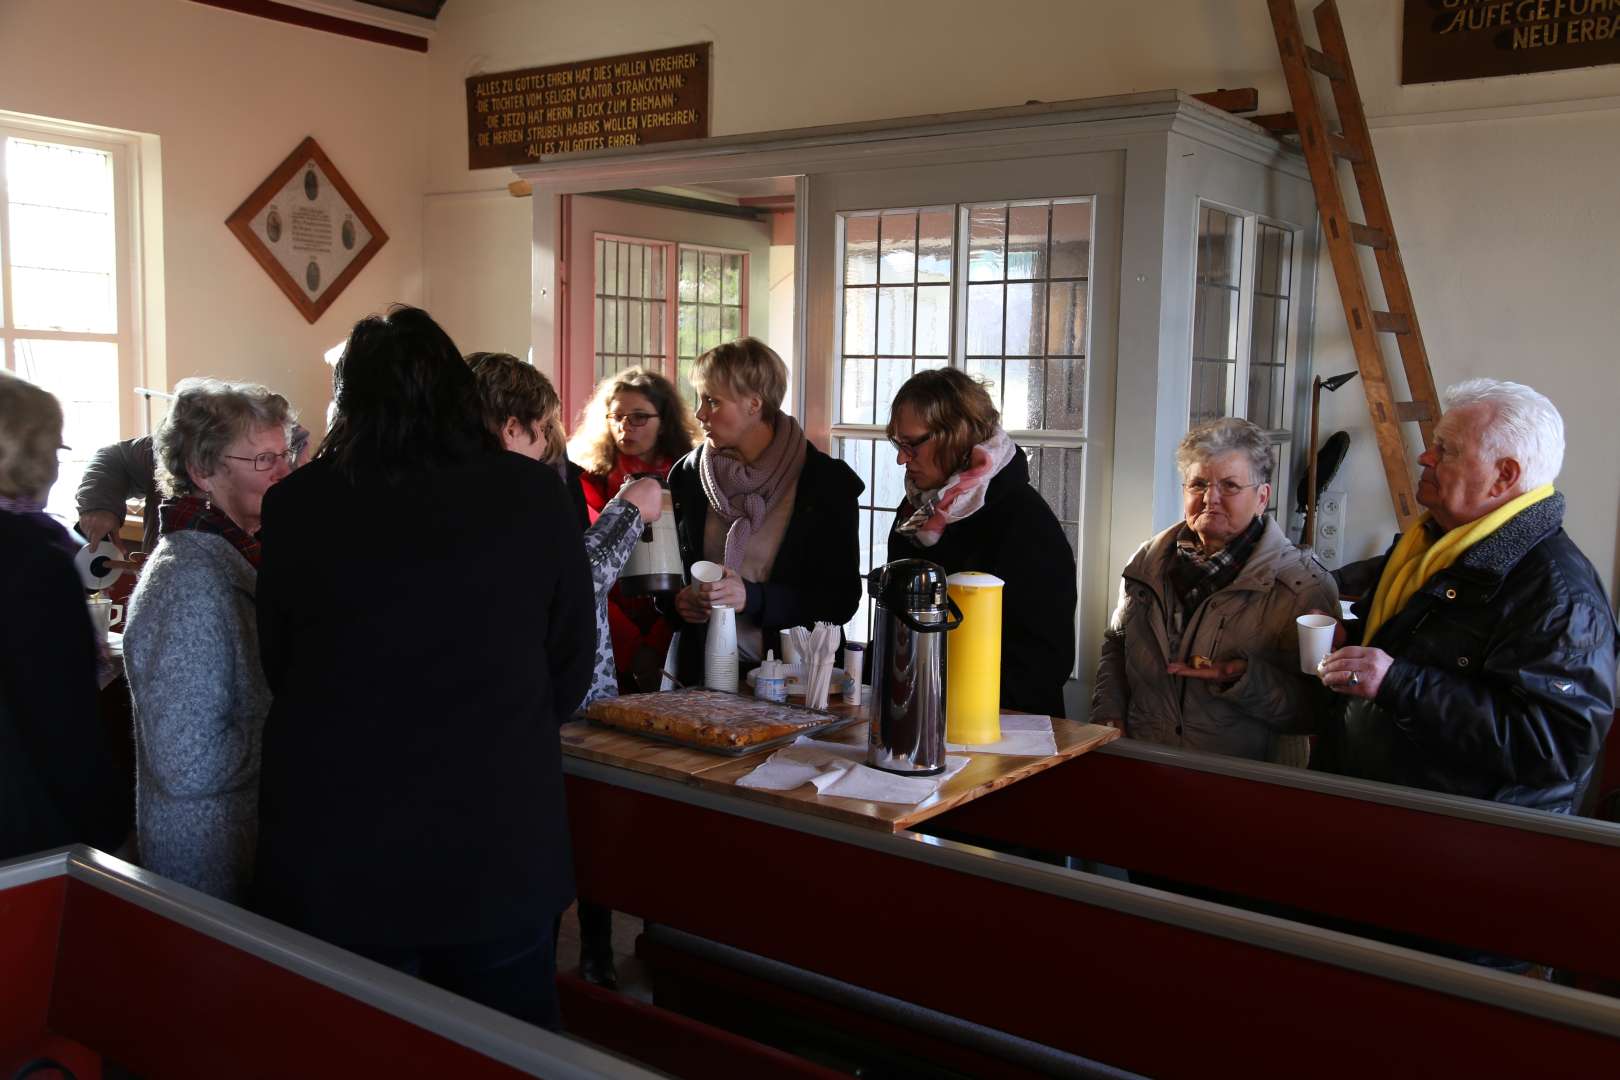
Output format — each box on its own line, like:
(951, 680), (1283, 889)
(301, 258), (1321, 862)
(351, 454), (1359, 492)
(585, 689), (853, 754)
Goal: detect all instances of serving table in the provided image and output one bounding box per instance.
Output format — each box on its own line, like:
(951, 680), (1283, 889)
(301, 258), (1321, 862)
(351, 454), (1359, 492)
(561, 709), (1118, 832)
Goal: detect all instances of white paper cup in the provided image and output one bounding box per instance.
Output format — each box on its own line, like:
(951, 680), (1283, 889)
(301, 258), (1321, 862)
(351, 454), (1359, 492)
(690, 560), (724, 584)
(779, 629), (802, 664)
(1296, 613), (1337, 675)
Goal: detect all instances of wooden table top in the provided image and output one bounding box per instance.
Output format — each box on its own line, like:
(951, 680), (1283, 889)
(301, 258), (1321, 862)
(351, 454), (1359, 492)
(560, 706), (1119, 833)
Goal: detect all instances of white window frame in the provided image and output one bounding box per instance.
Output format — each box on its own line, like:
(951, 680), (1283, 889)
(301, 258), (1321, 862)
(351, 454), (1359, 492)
(1186, 197), (1305, 518)
(0, 113), (153, 443)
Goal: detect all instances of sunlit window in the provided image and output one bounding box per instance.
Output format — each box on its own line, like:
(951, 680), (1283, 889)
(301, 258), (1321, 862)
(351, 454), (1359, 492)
(1, 128), (131, 521)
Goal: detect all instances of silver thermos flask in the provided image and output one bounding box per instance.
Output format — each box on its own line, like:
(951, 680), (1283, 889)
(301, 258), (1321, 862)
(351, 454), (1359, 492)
(867, 559), (963, 776)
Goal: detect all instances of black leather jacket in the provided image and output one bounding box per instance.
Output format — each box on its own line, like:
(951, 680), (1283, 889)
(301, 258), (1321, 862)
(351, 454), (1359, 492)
(1317, 493), (1617, 813)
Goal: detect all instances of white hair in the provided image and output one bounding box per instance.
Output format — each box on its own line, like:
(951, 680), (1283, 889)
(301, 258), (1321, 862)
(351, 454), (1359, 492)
(1442, 378), (1564, 490)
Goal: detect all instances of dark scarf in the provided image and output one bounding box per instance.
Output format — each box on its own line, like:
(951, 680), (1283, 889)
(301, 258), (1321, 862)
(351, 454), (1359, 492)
(1168, 514), (1266, 619)
(158, 495), (262, 569)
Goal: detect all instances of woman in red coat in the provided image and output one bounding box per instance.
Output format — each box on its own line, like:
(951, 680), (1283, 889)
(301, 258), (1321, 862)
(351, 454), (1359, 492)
(569, 367), (699, 691)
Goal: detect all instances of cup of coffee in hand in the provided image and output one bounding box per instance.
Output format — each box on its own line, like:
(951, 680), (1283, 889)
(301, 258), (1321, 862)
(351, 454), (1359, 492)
(1296, 613), (1336, 676)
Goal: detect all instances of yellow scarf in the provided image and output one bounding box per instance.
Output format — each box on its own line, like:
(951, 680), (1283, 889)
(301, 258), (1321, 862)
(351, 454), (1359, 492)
(1362, 484), (1555, 644)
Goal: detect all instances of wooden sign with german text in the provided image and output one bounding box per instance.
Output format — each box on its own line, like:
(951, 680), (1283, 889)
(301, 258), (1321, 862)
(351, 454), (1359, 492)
(1404, 0), (1620, 84)
(466, 43), (710, 169)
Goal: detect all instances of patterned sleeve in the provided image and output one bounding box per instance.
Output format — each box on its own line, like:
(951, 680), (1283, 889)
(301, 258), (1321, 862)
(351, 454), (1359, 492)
(577, 496), (644, 712)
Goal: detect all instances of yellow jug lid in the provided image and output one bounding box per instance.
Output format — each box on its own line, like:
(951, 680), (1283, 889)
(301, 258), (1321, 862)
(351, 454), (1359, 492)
(947, 571), (1004, 588)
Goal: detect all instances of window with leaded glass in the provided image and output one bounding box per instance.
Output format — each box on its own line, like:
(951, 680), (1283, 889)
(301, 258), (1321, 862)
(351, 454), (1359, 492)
(593, 236), (668, 380)
(832, 198), (1093, 642)
(1188, 204), (1299, 520)
(675, 245), (745, 403)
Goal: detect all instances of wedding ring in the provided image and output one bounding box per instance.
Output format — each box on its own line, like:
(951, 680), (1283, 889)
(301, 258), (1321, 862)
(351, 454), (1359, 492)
(1348, 671), (1360, 687)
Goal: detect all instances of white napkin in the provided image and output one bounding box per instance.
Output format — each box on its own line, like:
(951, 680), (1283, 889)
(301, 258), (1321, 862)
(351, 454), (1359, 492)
(947, 714), (1056, 756)
(737, 735), (969, 805)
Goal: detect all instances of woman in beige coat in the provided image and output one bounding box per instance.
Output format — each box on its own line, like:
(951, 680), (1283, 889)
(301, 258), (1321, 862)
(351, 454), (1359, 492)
(1092, 418), (1337, 764)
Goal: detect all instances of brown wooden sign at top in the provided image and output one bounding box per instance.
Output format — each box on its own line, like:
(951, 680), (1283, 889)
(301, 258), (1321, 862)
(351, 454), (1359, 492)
(466, 43), (710, 169)
(1403, 0), (1620, 84)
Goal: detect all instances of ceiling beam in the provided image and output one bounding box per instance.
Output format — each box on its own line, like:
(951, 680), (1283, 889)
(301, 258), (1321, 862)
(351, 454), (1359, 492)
(187, 0), (431, 52)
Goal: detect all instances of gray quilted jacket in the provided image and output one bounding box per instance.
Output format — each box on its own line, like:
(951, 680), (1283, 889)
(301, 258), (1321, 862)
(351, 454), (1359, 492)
(124, 531), (268, 902)
(1093, 516), (1338, 764)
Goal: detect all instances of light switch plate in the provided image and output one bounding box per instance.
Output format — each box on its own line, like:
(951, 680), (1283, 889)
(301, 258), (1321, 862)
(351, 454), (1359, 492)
(1314, 489), (1347, 569)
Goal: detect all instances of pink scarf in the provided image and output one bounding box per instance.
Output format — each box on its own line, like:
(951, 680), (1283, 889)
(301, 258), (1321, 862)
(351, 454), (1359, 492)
(698, 411), (808, 572)
(895, 427), (1016, 547)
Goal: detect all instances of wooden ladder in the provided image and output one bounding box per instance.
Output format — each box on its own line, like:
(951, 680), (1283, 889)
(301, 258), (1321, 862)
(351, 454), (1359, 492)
(1262, 0), (1440, 530)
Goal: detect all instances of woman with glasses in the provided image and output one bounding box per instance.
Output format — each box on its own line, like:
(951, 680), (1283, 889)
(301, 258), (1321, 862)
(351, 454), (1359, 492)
(885, 367), (1077, 717)
(568, 366), (699, 694)
(253, 308), (594, 1029)
(669, 337), (863, 686)
(1093, 417), (1337, 763)
(122, 377), (297, 900)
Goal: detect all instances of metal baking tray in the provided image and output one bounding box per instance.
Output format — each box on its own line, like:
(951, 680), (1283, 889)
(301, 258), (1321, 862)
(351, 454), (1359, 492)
(586, 692), (863, 757)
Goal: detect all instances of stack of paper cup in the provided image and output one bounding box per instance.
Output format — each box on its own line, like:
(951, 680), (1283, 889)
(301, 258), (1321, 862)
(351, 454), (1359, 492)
(705, 605), (739, 692)
(1296, 613), (1337, 675)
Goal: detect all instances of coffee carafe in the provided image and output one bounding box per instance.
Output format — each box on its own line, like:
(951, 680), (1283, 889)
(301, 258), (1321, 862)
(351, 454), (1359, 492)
(867, 559), (962, 776)
(618, 483), (683, 596)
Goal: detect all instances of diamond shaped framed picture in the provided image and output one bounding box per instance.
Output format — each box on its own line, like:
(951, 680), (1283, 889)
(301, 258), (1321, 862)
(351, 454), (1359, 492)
(225, 137), (388, 323)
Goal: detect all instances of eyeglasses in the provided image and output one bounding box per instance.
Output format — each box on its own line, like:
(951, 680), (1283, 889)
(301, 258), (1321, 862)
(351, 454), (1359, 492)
(889, 432), (933, 459)
(223, 449), (296, 472)
(1183, 478), (1262, 498)
(609, 411), (658, 429)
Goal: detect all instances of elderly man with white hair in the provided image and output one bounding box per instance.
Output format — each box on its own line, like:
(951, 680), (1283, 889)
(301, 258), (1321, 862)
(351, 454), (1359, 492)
(1317, 378), (1617, 813)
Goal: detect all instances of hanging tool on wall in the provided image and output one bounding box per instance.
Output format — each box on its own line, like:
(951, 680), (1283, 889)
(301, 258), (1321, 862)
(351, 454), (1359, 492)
(1255, 0), (1443, 531)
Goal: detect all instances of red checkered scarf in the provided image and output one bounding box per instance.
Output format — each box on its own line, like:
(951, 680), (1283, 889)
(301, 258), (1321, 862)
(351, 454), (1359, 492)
(158, 495), (262, 569)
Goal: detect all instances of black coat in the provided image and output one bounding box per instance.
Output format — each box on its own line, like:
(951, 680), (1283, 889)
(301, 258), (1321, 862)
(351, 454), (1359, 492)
(252, 452), (596, 946)
(1316, 492), (1617, 813)
(887, 448), (1077, 718)
(667, 441), (864, 685)
(0, 511), (130, 860)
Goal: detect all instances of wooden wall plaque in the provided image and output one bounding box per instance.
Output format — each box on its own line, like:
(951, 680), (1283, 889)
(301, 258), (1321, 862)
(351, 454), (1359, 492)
(466, 43), (710, 169)
(1404, 0), (1620, 84)
(225, 137), (388, 324)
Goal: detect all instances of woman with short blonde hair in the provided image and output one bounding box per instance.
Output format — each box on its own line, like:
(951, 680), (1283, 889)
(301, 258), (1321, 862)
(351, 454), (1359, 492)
(668, 337), (862, 685)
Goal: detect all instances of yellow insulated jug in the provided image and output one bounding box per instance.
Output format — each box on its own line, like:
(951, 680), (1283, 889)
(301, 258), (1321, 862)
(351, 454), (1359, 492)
(945, 571), (1004, 745)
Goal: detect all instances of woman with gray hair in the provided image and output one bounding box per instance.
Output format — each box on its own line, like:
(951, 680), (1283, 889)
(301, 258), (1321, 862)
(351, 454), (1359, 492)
(1093, 417), (1337, 763)
(123, 377), (296, 901)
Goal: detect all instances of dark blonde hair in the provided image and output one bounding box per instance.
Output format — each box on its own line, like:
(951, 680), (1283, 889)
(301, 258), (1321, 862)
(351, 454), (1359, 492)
(886, 367), (1001, 475)
(157, 377), (297, 498)
(0, 372), (64, 499)
(466, 351), (567, 466)
(691, 337), (789, 419)
(568, 366), (699, 477)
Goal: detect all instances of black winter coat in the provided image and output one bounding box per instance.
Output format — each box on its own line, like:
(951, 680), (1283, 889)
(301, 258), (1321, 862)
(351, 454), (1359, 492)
(252, 452), (596, 946)
(1316, 493), (1617, 813)
(888, 448), (1076, 718)
(667, 441), (864, 686)
(0, 511), (130, 860)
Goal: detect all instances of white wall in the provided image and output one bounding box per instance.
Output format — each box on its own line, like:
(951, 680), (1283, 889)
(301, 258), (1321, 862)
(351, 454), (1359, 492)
(0, 0), (435, 438)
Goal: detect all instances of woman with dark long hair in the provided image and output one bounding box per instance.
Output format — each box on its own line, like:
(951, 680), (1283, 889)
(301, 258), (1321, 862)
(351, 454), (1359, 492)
(253, 306), (594, 1029)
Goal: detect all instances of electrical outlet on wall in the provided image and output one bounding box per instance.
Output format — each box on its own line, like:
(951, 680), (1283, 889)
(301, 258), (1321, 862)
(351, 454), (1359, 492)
(1314, 489), (1347, 569)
